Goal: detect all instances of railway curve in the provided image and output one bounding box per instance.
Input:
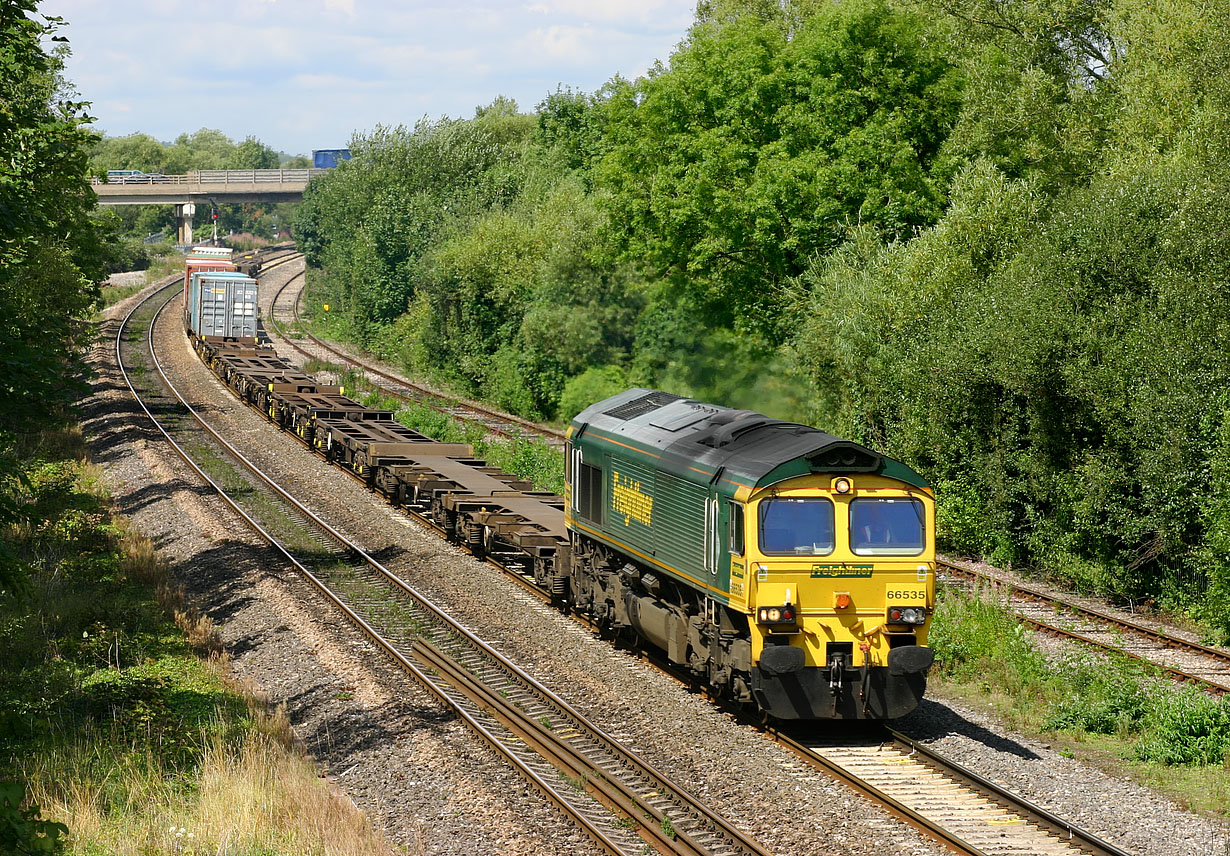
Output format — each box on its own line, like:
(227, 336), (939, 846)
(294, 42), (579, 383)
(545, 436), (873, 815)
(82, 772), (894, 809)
(120, 275), (774, 856)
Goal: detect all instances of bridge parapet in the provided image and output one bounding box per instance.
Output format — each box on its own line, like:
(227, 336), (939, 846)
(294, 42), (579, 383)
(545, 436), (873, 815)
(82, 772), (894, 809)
(92, 168), (331, 241)
(91, 168), (331, 187)
(92, 168), (330, 210)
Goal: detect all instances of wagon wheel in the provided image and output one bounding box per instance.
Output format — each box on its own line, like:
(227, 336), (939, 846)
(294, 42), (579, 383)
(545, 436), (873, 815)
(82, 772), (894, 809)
(465, 520), (485, 559)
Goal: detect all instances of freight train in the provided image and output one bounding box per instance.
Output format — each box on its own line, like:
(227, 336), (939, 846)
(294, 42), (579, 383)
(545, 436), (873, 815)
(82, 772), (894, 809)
(182, 257), (936, 720)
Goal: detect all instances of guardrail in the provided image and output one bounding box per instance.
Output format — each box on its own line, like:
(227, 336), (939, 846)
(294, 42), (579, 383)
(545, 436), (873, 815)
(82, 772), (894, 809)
(92, 168), (331, 186)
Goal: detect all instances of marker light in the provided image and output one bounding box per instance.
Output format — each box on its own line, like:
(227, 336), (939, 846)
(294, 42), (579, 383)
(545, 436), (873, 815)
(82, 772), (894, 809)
(757, 604), (798, 626)
(835, 593), (852, 609)
(887, 606), (927, 625)
(833, 477), (852, 494)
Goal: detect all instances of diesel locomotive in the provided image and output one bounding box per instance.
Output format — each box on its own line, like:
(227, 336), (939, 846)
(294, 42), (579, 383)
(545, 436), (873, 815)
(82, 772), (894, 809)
(182, 255), (934, 720)
(564, 390), (935, 720)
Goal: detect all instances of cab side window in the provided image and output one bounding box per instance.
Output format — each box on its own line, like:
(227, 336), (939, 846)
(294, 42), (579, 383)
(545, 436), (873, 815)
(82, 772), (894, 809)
(728, 502), (744, 555)
(577, 463), (604, 523)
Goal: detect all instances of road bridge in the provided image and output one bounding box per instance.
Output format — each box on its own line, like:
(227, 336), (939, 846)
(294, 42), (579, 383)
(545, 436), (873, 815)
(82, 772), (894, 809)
(92, 169), (328, 243)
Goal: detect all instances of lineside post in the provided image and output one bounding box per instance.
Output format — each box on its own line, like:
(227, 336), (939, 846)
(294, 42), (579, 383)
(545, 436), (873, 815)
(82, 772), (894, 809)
(175, 202), (196, 245)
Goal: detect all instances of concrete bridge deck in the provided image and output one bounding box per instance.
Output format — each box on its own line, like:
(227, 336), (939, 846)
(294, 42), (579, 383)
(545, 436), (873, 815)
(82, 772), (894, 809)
(91, 168), (329, 205)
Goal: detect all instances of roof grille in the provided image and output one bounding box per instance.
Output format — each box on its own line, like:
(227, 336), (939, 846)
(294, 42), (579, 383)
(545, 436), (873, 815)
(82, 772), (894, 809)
(604, 391), (682, 421)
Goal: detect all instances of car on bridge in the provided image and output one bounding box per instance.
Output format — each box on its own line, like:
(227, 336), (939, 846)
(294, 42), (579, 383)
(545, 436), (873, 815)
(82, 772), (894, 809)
(105, 170), (174, 184)
(105, 169), (145, 183)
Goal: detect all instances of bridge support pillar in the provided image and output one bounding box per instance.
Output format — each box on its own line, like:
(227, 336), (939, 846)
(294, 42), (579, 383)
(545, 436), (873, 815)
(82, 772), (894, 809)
(175, 203), (196, 245)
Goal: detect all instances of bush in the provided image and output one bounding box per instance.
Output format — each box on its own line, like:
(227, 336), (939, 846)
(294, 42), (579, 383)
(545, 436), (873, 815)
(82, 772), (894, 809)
(1134, 687), (1230, 766)
(1041, 654), (1147, 736)
(928, 587), (1048, 692)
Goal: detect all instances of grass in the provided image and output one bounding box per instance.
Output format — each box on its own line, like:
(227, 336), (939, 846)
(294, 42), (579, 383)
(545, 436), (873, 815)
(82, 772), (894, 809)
(97, 280), (148, 309)
(1, 426), (392, 855)
(929, 583), (1230, 816)
(96, 251), (185, 312)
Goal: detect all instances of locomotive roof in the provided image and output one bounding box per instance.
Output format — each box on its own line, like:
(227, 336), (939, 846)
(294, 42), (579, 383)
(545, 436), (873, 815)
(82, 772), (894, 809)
(571, 388), (928, 491)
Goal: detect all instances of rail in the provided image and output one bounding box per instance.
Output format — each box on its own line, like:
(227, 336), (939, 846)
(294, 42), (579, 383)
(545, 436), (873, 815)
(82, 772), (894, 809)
(940, 557), (1230, 694)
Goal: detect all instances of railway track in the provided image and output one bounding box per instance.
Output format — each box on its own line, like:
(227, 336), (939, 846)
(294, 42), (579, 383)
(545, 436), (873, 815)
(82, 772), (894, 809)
(773, 727), (1129, 856)
(247, 252), (1138, 856)
(127, 247), (1143, 856)
(118, 276), (772, 856)
(266, 263), (566, 445)
(939, 558), (1230, 693)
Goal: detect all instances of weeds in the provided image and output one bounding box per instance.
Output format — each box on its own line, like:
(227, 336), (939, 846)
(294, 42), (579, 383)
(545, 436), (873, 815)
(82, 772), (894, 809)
(931, 584), (1230, 814)
(1, 439), (392, 854)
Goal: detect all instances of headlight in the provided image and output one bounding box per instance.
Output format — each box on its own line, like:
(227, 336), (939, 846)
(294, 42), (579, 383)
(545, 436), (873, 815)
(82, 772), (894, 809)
(887, 606), (927, 625)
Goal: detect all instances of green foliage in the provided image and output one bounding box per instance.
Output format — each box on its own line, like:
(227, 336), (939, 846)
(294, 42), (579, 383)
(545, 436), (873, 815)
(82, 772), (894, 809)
(791, 0), (1230, 626)
(928, 588), (1049, 691)
(559, 366), (629, 423)
(0, 445), (279, 852)
(0, 782), (66, 855)
(294, 110), (534, 346)
(1134, 688), (1230, 766)
(288, 0), (1230, 634)
(1041, 657), (1148, 736)
(599, 0), (961, 339)
(934, 587), (1230, 769)
(0, 0), (114, 594)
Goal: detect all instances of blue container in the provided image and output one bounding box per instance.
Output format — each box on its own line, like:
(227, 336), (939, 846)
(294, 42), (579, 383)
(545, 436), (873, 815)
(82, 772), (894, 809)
(312, 148), (352, 169)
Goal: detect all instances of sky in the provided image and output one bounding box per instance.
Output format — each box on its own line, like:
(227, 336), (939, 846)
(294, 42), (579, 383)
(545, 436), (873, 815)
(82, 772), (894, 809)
(44, 0), (697, 156)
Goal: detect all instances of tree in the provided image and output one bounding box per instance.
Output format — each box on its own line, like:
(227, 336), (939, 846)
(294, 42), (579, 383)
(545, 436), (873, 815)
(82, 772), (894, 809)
(0, 0), (108, 593)
(791, 0), (1230, 634)
(599, 0), (962, 340)
(234, 135), (278, 169)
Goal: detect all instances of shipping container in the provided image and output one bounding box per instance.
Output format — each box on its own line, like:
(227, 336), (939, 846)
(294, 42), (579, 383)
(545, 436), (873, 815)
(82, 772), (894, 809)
(188, 271), (260, 341)
(184, 247), (236, 312)
(312, 148), (352, 169)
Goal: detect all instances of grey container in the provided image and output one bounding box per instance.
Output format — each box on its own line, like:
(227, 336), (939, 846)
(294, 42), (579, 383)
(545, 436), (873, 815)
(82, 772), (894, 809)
(188, 271), (260, 339)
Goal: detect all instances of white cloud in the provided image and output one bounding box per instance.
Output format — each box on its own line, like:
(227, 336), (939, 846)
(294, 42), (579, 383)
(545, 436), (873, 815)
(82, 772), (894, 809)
(519, 25), (595, 64)
(46, 0), (695, 153)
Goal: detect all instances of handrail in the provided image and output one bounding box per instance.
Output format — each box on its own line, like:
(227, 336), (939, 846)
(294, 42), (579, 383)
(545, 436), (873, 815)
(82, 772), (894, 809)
(91, 168), (331, 186)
